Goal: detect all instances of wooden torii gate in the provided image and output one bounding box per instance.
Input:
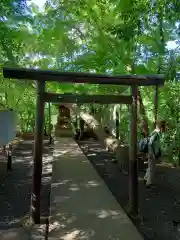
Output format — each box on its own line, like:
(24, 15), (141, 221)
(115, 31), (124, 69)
(3, 67), (165, 224)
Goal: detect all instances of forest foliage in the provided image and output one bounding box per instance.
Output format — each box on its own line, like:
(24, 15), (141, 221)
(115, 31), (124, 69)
(0, 0), (180, 163)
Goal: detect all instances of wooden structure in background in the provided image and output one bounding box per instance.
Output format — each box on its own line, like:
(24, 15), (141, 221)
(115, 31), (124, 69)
(3, 67), (165, 223)
(59, 105), (70, 117)
(55, 105), (72, 137)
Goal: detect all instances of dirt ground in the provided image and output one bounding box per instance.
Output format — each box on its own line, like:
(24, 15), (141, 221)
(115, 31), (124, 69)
(0, 139), (53, 230)
(77, 139), (180, 240)
(1, 137), (180, 239)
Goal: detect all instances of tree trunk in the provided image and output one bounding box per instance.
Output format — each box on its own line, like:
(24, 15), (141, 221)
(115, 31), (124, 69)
(116, 110), (120, 139)
(137, 89), (149, 137)
(154, 3), (165, 128)
(130, 41), (149, 137)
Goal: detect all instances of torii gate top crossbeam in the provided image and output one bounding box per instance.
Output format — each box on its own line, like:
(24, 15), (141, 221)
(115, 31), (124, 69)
(3, 67), (165, 86)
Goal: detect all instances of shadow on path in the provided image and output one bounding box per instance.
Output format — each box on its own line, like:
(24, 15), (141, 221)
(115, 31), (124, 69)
(0, 140), (53, 230)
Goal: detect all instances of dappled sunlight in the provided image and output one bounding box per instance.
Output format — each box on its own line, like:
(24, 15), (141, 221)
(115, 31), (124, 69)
(54, 143), (77, 148)
(52, 179), (72, 187)
(80, 160), (89, 164)
(53, 147), (86, 160)
(18, 151), (32, 155)
(87, 153), (96, 157)
(43, 153), (51, 158)
(14, 156), (32, 163)
(88, 209), (129, 221)
(95, 162), (105, 166)
(61, 228), (95, 240)
(54, 138), (76, 146)
(42, 155), (53, 176)
(41, 176), (52, 184)
(24, 156), (32, 160)
(51, 179), (102, 191)
(60, 229), (83, 240)
(69, 183), (80, 191)
(51, 179), (101, 192)
(92, 148), (105, 153)
(31, 224), (46, 235)
(0, 228), (23, 240)
(83, 180), (100, 188)
(43, 155), (53, 163)
(53, 150), (69, 157)
(49, 207), (136, 239)
(89, 147), (107, 153)
(49, 221), (97, 240)
(42, 167), (52, 176)
(49, 220), (66, 232)
(68, 151), (84, 158)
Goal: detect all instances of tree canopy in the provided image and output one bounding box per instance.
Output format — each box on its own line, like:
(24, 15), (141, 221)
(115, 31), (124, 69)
(0, 0), (180, 163)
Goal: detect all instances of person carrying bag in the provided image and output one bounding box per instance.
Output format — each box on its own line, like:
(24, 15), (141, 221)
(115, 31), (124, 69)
(139, 120), (166, 187)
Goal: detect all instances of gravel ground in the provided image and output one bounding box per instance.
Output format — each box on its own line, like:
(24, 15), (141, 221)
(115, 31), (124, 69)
(77, 139), (180, 240)
(0, 139), (53, 230)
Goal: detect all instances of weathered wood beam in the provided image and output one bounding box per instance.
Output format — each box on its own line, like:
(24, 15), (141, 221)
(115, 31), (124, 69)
(31, 80), (45, 224)
(44, 93), (132, 104)
(129, 86), (138, 217)
(3, 67), (165, 86)
(154, 85), (159, 127)
(48, 102), (52, 144)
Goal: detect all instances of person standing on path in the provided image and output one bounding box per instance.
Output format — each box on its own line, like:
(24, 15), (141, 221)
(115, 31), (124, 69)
(144, 120), (166, 187)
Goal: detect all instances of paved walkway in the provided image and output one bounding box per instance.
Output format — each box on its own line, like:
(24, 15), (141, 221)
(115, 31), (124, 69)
(49, 137), (143, 239)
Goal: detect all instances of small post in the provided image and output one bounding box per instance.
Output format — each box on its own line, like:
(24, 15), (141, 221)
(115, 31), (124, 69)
(48, 102), (52, 144)
(154, 85), (158, 128)
(75, 114), (78, 132)
(91, 104), (95, 115)
(7, 144), (12, 171)
(31, 80), (45, 224)
(73, 115), (79, 139)
(129, 85), (138, 217)
(79, 119), (85, 140)
(3, 145), (6, 154)
(116, 110), (119, 139)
